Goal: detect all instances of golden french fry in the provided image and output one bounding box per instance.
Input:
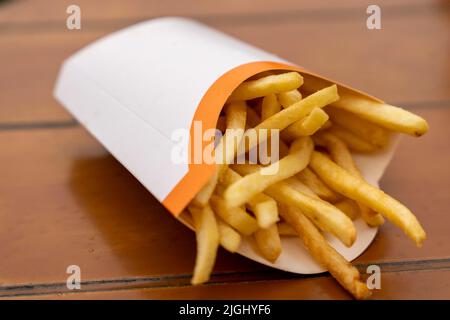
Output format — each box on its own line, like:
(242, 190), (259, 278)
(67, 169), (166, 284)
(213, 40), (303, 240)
(278, 204), (371, 299)
(277, 88), (328, 140)
(332, 93), (429, 136)
(246, 95), (312, 158)
(228, 72), (303, 102)
(277, 89), (302, 108)
(282, 176), (320, 199)
(278, 88), (308, 140)
(301, 75), (429, 136)
(242, 106), (290, 162)
(218, 102), (248, 165)
(210, 195), (258, 236)
(225, 137), (313, 208)
(313, 132), (384, 227)
(267, 182), (355, 246)
(282, 108), (329, 141)
(310, 151), (426, 246)
(260, 94), (285, 162)
(232, 164), (355, 247)
(248, 196), (279, 229)
(188, 204), (220, 285)
(217, 219), (241, 253)
(334, 199), (360, 220)
(282, 176), (357, 233)
(254, 224), (282, 262)
(192, 170), (220, 207)
(261, 93), (281, 121)
(253, 85), (339, 132)
(327, 125), (378, 153)
(241, 85), (338, 161)
(325, 106), (390, 148)
(296, 167), (340, 202)
(277, 222), (298, 236)
(193, 101), (247, 206)
(219, 168), (279, 228)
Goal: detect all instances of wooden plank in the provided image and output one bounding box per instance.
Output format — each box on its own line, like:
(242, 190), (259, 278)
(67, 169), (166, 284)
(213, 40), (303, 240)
(8, 268), (450, 299)
(0, 30), (104, 123)
(0, 126), (265, 287)
(0, 0), (440, 25)
(0, 106), (448, 290)
(223, 7), (450, 104)
(0, 6), (449, 123)
(2, 258), (449, 298)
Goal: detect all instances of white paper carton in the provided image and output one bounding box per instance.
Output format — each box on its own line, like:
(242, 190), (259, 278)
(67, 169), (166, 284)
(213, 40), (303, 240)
(54, 17), (399, 274)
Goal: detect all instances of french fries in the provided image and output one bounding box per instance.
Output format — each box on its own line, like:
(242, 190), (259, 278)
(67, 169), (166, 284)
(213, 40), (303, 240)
(278, 204), (371, 299)
(193, 170), (220, 207)
(296, 167), (340, 202)
(188, 205), (220, 285)
(225, 137), (313, 208)
(309, 151), (426, 246)
(327, 125), (378, 153)
(314, 131), (385, 227)
(193, 101), (247, 206)
(277, 89), (302, 108)
(261, 93), (281, 121)
(252, 85), (339, 132)
(277, 87), (328, 141)
(334, 199), (360, 220)
(210, 195), (258, 236)
(219, 168), (279, 228)
(221, 102), (248, 164)
(282, 107), (329, 141)
(277, 222), (298, 236)
(333, 93), (429, 137)
(230, 163), (355, 247)
(301, 75), (428, 136)
(264, 180), (356, 247)
(186, 70), (428, 300)
(254, 224), (282, 263)
(228, 72), (303, 102)
(282, 176), (320, 199)
(324, 106), (390, 148)
(217, 219), (242, 253)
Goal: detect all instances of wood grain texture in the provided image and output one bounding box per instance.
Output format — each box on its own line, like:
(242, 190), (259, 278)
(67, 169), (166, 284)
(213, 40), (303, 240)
(0, 1), (441, 25)
(0, 0), (449, 299)
(0, 3), (449, 123)
(0, 107), (448, 297)
(7, 268), (450, 300)
(0, 127), (266, 287)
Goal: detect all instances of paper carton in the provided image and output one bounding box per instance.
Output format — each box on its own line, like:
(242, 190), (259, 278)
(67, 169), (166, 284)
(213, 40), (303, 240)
(54, 17), (399, 274)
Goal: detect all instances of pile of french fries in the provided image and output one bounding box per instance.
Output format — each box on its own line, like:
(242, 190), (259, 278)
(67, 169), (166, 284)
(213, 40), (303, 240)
(186, 71), (428, 299)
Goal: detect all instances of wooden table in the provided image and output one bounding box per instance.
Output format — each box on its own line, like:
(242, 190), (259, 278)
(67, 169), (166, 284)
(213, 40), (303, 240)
(1, 0), (449, 299)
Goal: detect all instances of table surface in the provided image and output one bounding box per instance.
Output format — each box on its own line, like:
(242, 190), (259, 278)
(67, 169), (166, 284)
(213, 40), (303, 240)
(0, 0), (449, 299)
